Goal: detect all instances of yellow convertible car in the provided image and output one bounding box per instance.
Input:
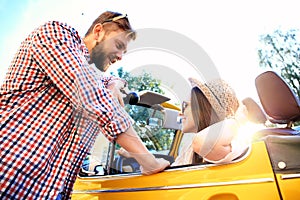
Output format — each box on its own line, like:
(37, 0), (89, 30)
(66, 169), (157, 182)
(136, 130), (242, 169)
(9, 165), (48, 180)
(72, 71), (300, 200)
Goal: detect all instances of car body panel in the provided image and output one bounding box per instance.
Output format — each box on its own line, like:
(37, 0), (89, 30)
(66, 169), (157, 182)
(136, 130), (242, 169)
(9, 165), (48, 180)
(276, 173), (300, 199)
(72, 141), (283, 199)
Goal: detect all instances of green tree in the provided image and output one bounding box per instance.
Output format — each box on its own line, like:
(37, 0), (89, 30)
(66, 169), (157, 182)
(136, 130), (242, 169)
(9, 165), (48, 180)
(258, 28), (300, 97)
(111, 67), (164, 93)
(111, 67), (175, 152)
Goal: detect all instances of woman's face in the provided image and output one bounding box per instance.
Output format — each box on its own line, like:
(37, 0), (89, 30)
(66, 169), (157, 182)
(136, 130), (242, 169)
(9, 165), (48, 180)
(181, 100), (198, 133)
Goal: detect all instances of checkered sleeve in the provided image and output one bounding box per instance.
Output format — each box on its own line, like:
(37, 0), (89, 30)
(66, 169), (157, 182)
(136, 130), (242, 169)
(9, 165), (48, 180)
(30, 21), (131, 141)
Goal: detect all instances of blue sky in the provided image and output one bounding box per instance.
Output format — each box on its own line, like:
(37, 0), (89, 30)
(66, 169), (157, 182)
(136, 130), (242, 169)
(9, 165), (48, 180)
(1, 0), (299, 102)
(0, 0), (26, 61)
(0, 0), (24, 34)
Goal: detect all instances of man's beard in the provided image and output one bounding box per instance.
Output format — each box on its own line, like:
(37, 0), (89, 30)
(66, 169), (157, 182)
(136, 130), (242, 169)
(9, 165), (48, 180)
(89, 42), (107, 72)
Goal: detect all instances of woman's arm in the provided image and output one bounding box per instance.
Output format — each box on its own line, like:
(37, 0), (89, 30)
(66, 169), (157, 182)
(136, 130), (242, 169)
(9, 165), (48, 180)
(192, 119), (238, 161)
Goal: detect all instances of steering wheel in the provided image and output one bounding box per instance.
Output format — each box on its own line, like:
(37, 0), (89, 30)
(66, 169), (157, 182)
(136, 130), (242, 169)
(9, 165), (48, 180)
(113, 156), (140, 173)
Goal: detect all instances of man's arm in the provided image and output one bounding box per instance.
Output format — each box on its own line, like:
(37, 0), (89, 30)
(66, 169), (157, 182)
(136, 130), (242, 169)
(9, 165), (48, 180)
(116, 126), (170, 175)
(31, 21), (131, 141)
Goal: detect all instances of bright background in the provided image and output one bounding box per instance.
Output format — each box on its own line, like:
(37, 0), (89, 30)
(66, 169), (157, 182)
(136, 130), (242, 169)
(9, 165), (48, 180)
(1, 0), (299, 102)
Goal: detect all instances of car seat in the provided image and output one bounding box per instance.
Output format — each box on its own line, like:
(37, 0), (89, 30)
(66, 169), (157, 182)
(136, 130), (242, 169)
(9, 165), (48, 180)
(254, 71), (300, 137)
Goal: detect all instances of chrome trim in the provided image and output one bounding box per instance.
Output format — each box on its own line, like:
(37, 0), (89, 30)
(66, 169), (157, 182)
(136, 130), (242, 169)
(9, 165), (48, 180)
(76, 165), (209, 180)
(77, 172), (142, 180)
(73, 177), (274, 194)
(281, 173), (300, 179)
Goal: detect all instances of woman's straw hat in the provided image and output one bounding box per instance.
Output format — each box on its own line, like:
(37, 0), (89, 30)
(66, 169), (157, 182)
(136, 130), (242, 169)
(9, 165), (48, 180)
(188, 77), (239, 119)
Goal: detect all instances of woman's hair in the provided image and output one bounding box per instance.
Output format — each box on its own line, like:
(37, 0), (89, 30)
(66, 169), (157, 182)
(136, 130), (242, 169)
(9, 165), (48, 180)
(85, 11), (136, 40)
(190, 87), (221, 132)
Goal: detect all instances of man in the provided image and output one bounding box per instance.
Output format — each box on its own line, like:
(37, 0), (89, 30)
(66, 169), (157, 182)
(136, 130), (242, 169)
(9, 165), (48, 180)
(0, 11), (170, 199)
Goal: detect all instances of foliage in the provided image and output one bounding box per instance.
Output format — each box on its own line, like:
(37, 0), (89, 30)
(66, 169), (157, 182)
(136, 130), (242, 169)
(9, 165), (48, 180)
(111, 67), (164, 94)
(111, 67), (175, 152)
(258, 28), (300, 97)
(124, 104), (175, 152)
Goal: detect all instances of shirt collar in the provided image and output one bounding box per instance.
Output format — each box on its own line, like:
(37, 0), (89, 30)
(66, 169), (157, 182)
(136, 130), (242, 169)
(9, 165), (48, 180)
(80, 38), (90, 62)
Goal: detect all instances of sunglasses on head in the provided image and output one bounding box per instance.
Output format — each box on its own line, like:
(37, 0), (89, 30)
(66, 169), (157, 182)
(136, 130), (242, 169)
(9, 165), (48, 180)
(102, 14), (128, 24)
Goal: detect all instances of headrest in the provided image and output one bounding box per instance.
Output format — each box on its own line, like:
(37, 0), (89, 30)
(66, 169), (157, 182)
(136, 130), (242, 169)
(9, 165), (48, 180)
(242, 97), (267, 124)
(255, 71), (300, 124)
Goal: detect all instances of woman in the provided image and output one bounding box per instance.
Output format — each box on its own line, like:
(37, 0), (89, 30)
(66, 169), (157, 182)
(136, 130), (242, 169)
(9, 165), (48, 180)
(118, 77), (249, 168)
(172, 77), (249, 166)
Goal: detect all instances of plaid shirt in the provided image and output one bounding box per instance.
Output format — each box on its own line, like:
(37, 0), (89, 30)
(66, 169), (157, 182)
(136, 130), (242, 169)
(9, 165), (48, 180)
(0, 21), (132, 199)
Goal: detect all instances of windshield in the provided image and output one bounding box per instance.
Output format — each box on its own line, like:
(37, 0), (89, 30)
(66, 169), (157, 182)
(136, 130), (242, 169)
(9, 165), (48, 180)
(124, 104), (176, 154)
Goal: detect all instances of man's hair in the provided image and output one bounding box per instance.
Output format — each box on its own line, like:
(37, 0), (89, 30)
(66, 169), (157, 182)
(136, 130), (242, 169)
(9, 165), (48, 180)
(85, 11), (136, 40)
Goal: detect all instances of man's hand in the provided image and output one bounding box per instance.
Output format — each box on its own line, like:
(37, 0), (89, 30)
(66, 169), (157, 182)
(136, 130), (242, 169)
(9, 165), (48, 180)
(117, 147), (170, 175)
(107, 80), (126, 107)
(139, 157), (170, 175)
